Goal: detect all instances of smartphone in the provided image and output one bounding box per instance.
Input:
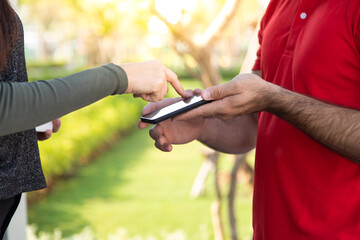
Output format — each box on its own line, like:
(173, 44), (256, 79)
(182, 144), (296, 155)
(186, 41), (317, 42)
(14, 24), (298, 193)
(141, 94), (211, 124)
(35, 121), (53, 132)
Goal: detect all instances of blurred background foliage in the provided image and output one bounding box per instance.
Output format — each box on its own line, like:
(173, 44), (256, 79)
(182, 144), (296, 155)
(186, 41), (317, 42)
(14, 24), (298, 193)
(19, 0), (266, 72)
(35, 96), (144, 194)
(20, 0), (266, 195)
(14, 0), (269, 239)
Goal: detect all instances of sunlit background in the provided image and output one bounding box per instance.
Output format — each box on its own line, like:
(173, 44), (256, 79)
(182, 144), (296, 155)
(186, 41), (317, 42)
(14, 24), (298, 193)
(12, 0), (269, 239)
(19, 0), (268, 71)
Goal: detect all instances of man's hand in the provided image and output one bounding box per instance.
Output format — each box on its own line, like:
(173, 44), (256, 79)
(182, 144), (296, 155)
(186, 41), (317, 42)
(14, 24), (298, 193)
(175, 73), (277, 121)
(36, 118), (61, 141)
(121, 60), (190, 102)
(139, 94), (205, 152)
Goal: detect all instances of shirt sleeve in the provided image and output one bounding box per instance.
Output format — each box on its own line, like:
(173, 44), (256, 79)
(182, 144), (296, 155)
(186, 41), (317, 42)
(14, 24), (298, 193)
(0, 63), (128, 136)
(252, 28), (263, 71)
(252, 1), (274, 72)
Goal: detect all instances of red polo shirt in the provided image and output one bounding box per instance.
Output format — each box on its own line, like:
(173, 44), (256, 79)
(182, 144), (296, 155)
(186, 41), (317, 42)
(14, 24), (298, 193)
(252, 0), (360, 239)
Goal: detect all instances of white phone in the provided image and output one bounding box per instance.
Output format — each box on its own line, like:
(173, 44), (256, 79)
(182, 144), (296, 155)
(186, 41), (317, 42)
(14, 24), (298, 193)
(35, 121), (53, 132)
(140, 94), (211, 124)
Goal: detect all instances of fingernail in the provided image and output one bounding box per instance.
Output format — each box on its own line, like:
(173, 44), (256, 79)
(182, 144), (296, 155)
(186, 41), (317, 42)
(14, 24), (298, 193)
(202, 90), (211, 100)
(166, 144), (172, 151)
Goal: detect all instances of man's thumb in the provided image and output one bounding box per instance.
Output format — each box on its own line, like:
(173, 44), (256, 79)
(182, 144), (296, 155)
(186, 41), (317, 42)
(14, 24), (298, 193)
(202, 85), (228, 100)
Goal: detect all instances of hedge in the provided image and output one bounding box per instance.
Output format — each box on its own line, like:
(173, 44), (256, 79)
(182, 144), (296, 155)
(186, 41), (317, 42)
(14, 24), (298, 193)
(31, 94), (145, 200)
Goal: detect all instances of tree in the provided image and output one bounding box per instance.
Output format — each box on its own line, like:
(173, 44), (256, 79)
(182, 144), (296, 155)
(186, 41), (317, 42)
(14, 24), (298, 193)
(150, 0), (242, 88)
(18, 0), (264, 238)
(150, 1), (262, 239)
(19, 0), (151, 65)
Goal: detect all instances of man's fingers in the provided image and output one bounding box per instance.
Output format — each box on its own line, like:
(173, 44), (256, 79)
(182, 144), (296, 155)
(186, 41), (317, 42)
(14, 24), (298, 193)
(141, 89), (195, 116)
(138, 120), (150, 129)
(165, 67), (190, 98)
(173, 105), (207, 120)
(149, 125), (164, 142)
(150, 126), (172, 150)
(163, 143), (173, 152)
(155, 141), (162, 151)
(201, 82), (237, 101)
(148, 124), (173, 152)
(139, 90), (196, 128)
(157, 135), (168, 145)
(155, 141), (172, 152)
(141, 97), (183, 116)
(174, 100), (224, 120)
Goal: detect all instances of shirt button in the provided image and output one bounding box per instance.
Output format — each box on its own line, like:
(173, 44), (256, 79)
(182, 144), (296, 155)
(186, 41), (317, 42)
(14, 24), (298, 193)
(300, 12), (307, 19)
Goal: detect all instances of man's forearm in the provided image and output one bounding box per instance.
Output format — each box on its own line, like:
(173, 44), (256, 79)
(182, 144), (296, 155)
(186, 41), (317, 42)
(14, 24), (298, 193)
(266, 87), (360, 163)
(198, 114), (258, 154)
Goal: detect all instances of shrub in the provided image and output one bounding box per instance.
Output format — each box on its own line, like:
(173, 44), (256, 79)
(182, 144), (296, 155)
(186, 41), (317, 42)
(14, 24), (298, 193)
(27, 225), (189, 240)
(31, 95), (145, 200)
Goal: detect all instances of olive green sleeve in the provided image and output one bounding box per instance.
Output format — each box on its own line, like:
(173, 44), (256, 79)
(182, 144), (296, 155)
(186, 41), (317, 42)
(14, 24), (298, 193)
(0, 63), (128, 136)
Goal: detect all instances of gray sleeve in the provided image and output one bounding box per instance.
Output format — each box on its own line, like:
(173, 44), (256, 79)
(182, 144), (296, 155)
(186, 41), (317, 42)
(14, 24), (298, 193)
(0, 63), (128, 136)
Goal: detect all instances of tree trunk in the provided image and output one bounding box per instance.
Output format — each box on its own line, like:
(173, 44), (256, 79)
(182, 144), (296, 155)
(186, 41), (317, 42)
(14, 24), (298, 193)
(195, 48), (221, 87)
(210, 151), (224, 240)
(228, 154), (246, 240)
(190, 158), (213, 198)
(151, 0), (240, 87)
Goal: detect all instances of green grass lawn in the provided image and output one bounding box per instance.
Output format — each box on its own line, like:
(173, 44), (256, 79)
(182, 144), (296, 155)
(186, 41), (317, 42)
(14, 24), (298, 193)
(28, 78), (253, 239)
(28, 130), (253, 240)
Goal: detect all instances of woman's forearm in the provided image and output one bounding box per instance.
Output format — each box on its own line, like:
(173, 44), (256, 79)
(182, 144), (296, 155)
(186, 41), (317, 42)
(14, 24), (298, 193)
(0, 63), (127, 136)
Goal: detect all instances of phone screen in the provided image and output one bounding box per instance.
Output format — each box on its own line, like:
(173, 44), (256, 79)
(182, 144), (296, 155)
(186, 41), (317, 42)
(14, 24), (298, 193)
(141, 94), (210, 124)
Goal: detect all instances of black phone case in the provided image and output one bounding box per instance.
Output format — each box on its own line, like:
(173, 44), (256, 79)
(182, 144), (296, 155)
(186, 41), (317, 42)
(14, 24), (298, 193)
(141, 99), (211, 124)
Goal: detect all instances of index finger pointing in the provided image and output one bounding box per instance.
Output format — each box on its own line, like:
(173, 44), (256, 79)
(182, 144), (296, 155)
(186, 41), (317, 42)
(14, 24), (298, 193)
(164, 67), (190, 98)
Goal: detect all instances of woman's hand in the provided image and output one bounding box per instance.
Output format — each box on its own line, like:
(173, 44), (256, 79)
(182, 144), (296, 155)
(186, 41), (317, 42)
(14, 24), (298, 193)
(36, 118), (61, 141)
(121, 60), (190, 102)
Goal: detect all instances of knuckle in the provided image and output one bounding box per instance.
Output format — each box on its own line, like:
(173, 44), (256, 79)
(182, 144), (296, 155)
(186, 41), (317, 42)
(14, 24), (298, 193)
(221, 115), (232, 120)
(208, 88), (220, 99)
(233, 81), (242, 92)
(149, 129), (157, 140)
(155, 142), (162, 150)
(153, 95), (162, 102)
(221, 106), (233, 116)
(154, 60), (164, 71)
(157, 80), (164, 90)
